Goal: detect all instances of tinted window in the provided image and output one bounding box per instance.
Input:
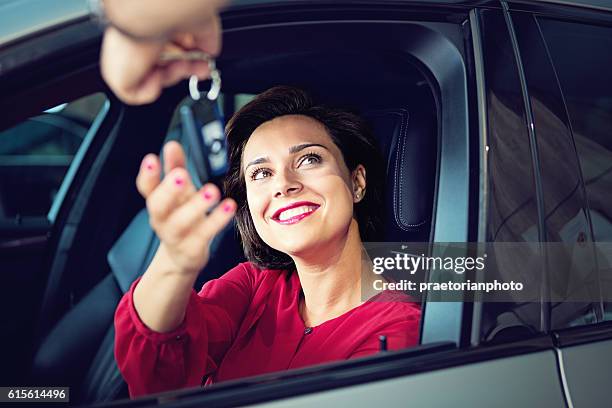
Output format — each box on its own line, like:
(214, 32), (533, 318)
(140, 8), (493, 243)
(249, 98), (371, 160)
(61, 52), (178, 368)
(539, 18), (612, 320)
(0, 93), (106, 220)
(480, 10), (544, 341)
(511, 13), (600, 329)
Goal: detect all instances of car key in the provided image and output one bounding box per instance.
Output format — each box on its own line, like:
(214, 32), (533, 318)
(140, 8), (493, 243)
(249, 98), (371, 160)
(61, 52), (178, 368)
(161, 51), (228, 187)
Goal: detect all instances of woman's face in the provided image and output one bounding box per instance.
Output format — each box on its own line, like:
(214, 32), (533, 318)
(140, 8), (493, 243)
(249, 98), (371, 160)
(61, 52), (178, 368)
(242, 114), (363, 260)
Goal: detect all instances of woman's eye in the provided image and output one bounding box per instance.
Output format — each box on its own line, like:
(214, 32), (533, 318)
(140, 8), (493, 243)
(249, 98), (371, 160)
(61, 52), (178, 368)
(251, 168), (271, 181)
(299, 153), (322, 167)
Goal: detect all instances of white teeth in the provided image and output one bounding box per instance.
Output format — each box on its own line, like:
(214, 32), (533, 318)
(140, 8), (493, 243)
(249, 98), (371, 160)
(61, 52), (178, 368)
(278, 206), (317, 221)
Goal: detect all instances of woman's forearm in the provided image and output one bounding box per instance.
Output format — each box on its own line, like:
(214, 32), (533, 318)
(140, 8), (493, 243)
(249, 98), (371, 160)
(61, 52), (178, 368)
(103, 0), (228, 39)
(132, 244), (200, 333)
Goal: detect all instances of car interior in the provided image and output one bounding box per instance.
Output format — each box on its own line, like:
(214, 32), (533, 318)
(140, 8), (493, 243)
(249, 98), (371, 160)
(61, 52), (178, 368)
(0, 12), (472, 406)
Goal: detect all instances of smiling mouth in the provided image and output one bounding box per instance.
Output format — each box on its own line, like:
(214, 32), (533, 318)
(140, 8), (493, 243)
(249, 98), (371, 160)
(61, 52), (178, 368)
(272, 205), (320, 225)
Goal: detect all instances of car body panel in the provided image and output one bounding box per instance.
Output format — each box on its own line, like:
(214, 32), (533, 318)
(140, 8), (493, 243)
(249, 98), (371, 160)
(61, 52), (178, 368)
(559, 339), (612, 408)
(246, 351), (566, 408)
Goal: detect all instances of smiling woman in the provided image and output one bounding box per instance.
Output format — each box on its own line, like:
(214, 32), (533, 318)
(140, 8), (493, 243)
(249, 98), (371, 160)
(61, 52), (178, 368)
(225, 87), (386, 270)
(114, 86), (421, 397)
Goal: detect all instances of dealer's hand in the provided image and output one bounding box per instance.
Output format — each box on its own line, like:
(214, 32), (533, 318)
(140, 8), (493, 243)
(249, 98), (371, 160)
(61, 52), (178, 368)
(136, 141), (236, 276)
(100, 15), (222, 105)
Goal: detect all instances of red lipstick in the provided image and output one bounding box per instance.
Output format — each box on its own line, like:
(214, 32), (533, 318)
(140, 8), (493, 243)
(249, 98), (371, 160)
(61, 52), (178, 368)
(271, 201), (320, 225)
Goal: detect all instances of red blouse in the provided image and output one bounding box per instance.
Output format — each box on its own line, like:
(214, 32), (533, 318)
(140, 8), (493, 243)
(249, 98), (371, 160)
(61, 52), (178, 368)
(114, 262), (421, 397)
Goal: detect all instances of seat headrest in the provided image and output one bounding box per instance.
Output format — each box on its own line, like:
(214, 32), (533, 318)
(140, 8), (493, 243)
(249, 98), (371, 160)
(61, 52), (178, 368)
(363, 106), (437, 243)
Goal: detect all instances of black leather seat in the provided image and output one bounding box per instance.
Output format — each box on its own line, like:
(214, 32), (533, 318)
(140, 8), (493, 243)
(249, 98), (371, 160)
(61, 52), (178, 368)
(364, 104), (436, 243)
(30, 101), (436, 404)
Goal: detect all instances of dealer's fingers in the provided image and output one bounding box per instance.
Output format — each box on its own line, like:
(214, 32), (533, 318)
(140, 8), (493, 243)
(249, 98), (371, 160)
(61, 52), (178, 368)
(136, 153), (161, 199)
(147, 167), (196, 224)
(100, 28), (165, 105)
(158, 58), (211, 88)
(193, 15), (222, 58)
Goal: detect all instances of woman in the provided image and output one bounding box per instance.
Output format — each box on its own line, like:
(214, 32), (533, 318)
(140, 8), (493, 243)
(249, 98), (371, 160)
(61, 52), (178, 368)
(115, 86), (421, 397)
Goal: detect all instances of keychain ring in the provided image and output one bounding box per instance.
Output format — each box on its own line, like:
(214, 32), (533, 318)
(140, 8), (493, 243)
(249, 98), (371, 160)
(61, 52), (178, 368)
(159, 50), (221, 101)
(189, 59), (221, 101)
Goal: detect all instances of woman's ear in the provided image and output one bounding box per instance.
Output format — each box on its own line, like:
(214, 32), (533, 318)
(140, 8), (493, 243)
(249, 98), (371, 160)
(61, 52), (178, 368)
(351, 165), (367, 203)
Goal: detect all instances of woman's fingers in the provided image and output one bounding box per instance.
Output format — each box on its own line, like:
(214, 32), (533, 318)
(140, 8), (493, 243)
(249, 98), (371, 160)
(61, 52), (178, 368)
(136, 154), (161, 199)
(162, 183), (223, 241)
(146, 167), (196, 225)
(163, 141), (187, 175)
(135, 140), (234, 275)
(150, 181), (236, 254)
(136, 140), (187, 200)
(197, 197), (236, 242)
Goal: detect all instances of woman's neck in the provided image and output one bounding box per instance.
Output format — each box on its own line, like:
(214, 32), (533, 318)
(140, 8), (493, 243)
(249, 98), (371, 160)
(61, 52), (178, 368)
(292, 219), (378, 327)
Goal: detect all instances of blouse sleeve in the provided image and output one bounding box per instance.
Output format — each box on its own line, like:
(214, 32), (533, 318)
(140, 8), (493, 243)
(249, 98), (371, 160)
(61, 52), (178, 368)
(114, 263), (255, 397)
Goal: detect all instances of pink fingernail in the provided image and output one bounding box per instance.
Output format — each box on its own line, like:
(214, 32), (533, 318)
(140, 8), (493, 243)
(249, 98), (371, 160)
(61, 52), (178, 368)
(203, 190), (213, 200)
(144, 159), (155, 170)
(174, 177), (184, 186)
(223, 203), (234, 213)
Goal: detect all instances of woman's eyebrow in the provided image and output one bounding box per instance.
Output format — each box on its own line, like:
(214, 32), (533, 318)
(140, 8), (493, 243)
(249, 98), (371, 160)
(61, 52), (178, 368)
(245, 156), (269, 171)
(288, 143), (328, 154)
(244, 143), (328, 171)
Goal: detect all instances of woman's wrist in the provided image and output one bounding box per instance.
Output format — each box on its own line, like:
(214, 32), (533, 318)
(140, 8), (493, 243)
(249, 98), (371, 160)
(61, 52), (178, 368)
(153, 243), (203, 279)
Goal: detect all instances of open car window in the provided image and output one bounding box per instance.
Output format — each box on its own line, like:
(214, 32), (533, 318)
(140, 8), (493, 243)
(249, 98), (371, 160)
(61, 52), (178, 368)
(0, 93), (107, 222)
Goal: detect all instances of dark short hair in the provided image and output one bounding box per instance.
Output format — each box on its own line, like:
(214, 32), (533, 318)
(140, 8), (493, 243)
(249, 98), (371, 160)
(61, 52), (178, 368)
(224, 86), (385, 271)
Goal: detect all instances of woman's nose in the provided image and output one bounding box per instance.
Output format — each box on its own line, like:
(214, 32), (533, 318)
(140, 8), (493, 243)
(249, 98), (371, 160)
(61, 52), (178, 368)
(274, 169), (303, 198)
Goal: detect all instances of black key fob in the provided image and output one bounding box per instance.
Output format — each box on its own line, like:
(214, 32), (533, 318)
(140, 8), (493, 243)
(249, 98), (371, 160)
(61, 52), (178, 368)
(180, 97), (228, 187)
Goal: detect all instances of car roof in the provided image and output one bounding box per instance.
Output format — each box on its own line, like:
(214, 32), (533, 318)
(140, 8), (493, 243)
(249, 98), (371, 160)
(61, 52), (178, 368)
(0, 0), (610, 49)
(230, 0), (612, 8)
(0, 0), (88, 47)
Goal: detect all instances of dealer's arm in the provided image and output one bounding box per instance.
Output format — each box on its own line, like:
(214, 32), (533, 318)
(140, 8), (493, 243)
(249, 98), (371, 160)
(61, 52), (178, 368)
(99, 0), (228, 105)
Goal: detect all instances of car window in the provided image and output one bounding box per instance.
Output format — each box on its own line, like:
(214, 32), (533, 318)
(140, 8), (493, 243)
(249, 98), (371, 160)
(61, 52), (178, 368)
(538, 18), (612, 322)
(0, 93), (107, 221)
(507, 13), (602, 330)
(479, 10), (544, 342)
(234, 93), (256, 112)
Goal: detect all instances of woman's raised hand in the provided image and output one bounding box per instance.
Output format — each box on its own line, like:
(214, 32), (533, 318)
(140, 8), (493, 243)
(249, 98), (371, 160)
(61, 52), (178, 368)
(136, 141), (237, 276)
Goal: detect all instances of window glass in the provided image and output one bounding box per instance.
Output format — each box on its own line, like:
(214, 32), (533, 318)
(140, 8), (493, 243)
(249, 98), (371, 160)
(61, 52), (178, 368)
(234, 93), (256, 112)
(510, 13), (600, 329)
(480, 10), (544, 341)
(0, 93), (107, 220)
(538, 18), (612, 320)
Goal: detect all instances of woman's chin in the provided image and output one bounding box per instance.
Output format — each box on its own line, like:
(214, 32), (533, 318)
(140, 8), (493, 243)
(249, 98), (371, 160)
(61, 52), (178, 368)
(272, 236), (326, 260)
(276, 243), (317, 259)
